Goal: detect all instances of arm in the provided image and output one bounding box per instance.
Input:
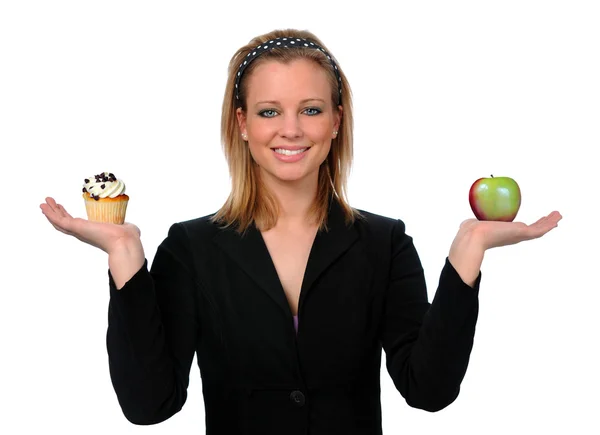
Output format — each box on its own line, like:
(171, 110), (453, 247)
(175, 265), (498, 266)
(108, 235), (145, 290)
(380, 219), (481, 412)
(106, 223), (200, 425)
(448, 220), (486, 287)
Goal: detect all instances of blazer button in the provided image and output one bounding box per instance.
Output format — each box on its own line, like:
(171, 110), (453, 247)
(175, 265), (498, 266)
(290, 390), (305, 407)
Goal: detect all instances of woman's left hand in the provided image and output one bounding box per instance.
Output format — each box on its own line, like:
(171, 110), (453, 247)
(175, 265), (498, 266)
(448, 210), (562, 287)
(460, 210), (563, 251)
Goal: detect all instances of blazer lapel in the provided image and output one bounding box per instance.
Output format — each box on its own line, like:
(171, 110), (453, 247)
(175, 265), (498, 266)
(298, 197), (359, 313)
(212, 219), (291, 316)
(212, 196), (360, 318)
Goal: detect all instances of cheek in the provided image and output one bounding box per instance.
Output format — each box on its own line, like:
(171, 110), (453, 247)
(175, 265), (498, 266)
(320, 143), (332, 159)
(248, 119), (275, 142)
(247, 142), (265, 163)
(306, 119), (334, 141)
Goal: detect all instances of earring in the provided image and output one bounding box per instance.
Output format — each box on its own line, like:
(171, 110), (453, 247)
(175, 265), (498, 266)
(242, 133), (248, 140)
(333, 130), (338, 137)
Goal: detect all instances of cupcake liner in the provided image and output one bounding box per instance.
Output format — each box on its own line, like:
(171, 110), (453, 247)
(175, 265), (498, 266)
(83, 193), (129, 224)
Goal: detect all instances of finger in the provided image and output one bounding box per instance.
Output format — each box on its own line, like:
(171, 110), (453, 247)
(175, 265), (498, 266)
(527, 212), (553, 231)
(43, 198), (70, 222)
(549, 211), (563, 223)
(546, 212), (562, 229)
(41, 202), (74, 234)
(541, 211), (562, 223)
(57, 204), (73, 219)
(40, 203), (59, 221)
(53, 202), (68, 219)
(528, 217), (560, 238)
(42, 213), (70, 235)
(533, 211), (561, 230)
(529, 215), (547, 226)
(44, 197), (59, 213)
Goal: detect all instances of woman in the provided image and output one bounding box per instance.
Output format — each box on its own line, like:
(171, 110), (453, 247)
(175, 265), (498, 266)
(40, 28), (561, 434)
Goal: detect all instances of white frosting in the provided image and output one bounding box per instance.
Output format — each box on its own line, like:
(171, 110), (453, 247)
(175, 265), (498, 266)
(83, 172), (126, 199)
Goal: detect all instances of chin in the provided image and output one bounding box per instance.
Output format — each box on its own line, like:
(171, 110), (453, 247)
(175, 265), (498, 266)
(274, 171), (308, 182)
(262, 166), (317, 184)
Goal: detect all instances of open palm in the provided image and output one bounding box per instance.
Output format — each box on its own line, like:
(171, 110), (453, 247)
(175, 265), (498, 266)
(460, 210), (563, 250)
(40, 197), (141, 254)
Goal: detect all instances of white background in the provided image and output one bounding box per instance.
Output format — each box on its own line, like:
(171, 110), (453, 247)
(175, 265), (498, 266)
(2, 0), (599, 433)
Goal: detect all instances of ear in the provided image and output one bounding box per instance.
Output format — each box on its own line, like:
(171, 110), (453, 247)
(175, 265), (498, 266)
(236, 107), (247, 136)
(334, 105), (343, 132)
(334, 106), (344, 131)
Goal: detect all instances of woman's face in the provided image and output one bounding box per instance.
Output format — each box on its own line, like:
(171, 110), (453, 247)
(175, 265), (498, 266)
(236, 58), (341, 187)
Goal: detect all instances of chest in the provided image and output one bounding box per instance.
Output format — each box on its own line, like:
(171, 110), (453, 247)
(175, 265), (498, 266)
(260, 226), (317, 316)
(199, 221), (386, 387)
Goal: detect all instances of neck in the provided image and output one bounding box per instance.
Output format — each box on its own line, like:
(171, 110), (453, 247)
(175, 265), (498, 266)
(261, 170), (319, 228)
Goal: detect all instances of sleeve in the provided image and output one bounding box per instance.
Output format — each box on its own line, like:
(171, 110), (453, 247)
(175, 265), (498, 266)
(106, 222), (200, 425)
(380, 219), (481, 412)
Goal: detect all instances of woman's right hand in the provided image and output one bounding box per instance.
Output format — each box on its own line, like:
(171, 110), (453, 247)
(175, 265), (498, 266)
(40, 197), (142, 255)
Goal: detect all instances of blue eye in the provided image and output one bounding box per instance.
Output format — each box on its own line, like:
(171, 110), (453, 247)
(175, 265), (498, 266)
(259, 109), (278, 118)
(303, 107), (322, 116)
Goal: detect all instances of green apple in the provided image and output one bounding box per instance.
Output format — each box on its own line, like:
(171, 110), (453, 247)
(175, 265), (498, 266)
(469, 175), (521, 222)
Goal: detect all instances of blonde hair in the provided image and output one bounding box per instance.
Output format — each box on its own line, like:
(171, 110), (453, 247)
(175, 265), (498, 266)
(211, 28), (363, 234)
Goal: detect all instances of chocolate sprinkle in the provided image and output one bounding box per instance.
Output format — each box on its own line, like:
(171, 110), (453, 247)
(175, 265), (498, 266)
(83, 173), (118, 196)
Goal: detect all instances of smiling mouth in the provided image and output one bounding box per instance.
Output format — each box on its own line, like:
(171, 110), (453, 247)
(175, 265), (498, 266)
(272, 148), (308, 156)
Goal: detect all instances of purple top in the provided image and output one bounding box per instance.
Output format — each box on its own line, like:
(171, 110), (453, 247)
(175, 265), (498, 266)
(293, 315), (298, 333)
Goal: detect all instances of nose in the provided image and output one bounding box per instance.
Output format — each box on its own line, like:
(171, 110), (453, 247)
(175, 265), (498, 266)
(278, 113), (303, 139)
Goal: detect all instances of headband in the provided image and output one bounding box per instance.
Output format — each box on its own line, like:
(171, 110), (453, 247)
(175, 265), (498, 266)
(234, 37), (342, 105)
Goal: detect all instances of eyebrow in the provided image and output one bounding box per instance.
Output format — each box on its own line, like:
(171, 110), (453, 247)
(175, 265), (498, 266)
(254, 98), (326, 106)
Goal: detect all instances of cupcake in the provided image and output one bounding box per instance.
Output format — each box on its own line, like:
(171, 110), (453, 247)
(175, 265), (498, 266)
(82, 172), (129, 224)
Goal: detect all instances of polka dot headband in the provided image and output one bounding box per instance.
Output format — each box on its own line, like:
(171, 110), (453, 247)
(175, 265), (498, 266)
(235, 37), (342, 105)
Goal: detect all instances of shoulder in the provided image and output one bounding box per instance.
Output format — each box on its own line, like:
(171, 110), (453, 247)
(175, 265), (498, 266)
(153, 213), (232, 268)
(343, 207), (421, 275)
(168, 212), (223, 242)
(353, 205), (421, 254)
(344, 207), (416, 264)
(352, 207), (410, 239)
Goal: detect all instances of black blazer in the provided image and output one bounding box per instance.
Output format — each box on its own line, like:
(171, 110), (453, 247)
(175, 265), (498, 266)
(106, 197), (481, 435)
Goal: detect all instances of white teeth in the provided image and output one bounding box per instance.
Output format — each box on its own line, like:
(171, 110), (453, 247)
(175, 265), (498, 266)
(274, 148), (307, 156)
